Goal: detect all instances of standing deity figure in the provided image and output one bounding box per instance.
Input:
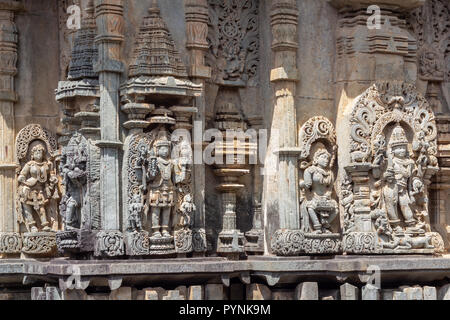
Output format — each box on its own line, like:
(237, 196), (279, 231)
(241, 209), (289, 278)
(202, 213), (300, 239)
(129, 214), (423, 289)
(17, 144), (59, 233)
(299, 148), (338, 234)
(60, 139), (87, 230)
(144, 131), (185, 239)
(128, 194), (144, 231)
(179, 194), (195, 228)
(383, 124), (422, 234)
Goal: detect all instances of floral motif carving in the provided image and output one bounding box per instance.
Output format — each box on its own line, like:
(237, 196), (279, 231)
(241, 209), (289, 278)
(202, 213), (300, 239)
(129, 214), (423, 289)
(207, 0), (259, 86)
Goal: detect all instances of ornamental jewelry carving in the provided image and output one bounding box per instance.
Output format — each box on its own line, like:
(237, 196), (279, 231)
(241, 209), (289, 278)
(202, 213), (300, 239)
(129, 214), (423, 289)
(207, 0), (259, 86)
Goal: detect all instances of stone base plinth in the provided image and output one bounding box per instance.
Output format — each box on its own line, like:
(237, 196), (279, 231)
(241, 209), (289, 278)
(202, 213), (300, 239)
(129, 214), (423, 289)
(149, 235), (176, 256)
(125, 230), (149, 256)
(217, 230), (245, 257)
(56, 229), (96, 254)
(344, 231), (443, 254)
(94, 230), (124, 257)
(174, 228), (193, 254)
(245, 229), (264, 255)
(0, 232), (22, 254)
(271, 229), (342, 256)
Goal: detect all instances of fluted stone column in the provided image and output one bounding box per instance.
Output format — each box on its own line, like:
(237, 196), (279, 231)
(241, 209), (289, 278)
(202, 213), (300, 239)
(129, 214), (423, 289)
(269, 0), (300, 245)
(0, 0), (23, 256)
(93, 0), (125, 257)
(185, 0), (211, 255)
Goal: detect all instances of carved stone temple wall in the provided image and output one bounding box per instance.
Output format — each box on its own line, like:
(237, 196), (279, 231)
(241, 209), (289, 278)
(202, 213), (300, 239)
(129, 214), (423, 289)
(0, 0), (448, 300)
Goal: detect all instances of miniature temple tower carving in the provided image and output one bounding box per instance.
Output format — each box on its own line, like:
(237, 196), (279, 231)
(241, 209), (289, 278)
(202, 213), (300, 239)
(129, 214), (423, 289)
(121, 0), (201, 257)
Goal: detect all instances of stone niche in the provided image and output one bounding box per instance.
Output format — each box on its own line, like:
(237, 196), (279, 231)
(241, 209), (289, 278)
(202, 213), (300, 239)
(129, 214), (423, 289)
(338, 81), (445, 254)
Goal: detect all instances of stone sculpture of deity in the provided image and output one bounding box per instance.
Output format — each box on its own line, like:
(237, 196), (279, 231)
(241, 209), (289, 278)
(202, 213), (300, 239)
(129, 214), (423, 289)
(382, 124), (424, 235)
(299, 147), (338, 234)
(128, 194), (144, 231)
(60, 136), (88, 230)
(17, 143), (59, 233)
(142, 130), (187, 239)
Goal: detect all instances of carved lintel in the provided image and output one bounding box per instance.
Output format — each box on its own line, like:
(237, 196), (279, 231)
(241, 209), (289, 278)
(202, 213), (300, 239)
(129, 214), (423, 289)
(94, 230), (124, 257)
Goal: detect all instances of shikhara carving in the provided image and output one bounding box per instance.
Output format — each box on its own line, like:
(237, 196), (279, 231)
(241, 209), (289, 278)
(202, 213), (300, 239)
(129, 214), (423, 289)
(15, 124), (60, 256)
(343, 81), (443, 254)
(207, 0), (259, 86)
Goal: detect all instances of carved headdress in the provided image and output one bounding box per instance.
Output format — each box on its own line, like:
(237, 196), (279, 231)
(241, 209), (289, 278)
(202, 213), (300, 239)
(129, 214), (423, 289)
(154, 129), (171, 149)
(389, 124), (408, 148)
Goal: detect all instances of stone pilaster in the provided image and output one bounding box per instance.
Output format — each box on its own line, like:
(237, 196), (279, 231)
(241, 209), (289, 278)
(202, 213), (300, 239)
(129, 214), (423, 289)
(185, 0), (211, 255)
(93, 0), (125, 257)
(0, 0), (23, 256)
(269, 0), (300, 251)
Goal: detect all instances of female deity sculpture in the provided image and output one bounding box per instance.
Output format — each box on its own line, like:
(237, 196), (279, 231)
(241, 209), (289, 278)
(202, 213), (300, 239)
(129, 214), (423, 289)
(299, 147), (338, 234)
(17, 143), (59, 233)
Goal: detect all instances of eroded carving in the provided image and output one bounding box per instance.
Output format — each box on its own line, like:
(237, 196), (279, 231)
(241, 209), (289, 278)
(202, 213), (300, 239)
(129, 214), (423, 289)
(207, 0), (259, 86)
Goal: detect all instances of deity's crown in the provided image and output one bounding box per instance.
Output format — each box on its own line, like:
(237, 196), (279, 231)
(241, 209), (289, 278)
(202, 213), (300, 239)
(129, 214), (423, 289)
(154, 130), (171, 148)
(389, 124), (408, 148)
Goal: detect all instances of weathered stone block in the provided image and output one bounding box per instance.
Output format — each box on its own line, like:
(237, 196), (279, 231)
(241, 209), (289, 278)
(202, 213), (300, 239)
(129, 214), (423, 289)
(188, 285), (204, 300)
(393, 291), (407, 300)
(110, 287), (132, 300)
(361, 284), (379, 300)
(404, 287), (423, 300)
(62, 289), (88, 300)
(163, 290), (185, 300)
(423, 286), (437, 300)
(205, 284), (225, 300)
(272, 290), (294, 300)
(438, 284), (450, 300)
(340, 283), (359, 300)
(295, 282), (318, 300)
(246, 283), (272, 300)
(144, 287), (167, 300)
